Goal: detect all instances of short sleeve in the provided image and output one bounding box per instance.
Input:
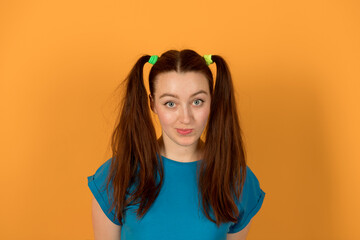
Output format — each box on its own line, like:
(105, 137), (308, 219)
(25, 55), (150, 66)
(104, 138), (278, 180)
(228, 166), (265, 233)
(87, 158), (122, 226)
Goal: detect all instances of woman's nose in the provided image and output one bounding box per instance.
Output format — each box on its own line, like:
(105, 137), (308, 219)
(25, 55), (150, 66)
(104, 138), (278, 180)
(179, 105), (192, 124)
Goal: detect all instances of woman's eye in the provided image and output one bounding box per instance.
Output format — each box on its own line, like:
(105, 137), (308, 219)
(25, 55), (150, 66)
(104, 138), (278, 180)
(164, 100), (203, 108)
(193, 99), (204, 106)
(165, 102), (175, 108)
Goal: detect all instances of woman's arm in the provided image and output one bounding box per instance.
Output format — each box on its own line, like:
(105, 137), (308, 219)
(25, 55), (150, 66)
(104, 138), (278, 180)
(226, 220), (252, 240)
(91, 197), (121, 240)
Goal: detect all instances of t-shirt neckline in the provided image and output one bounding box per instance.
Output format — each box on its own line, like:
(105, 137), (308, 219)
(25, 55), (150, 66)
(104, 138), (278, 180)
(157, 153), (202, 166)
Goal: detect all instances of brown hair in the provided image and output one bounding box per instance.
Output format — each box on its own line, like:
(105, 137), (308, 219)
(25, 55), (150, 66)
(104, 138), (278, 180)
(105, 49), (247, 227)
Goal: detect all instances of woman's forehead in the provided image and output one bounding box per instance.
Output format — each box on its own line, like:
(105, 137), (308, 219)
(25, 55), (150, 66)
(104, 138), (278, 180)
(153, 71), (210, 97)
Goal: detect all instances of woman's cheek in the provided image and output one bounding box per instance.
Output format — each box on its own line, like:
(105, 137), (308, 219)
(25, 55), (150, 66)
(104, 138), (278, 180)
(196, 108), (210, 119)
(159, 109), (177, 123)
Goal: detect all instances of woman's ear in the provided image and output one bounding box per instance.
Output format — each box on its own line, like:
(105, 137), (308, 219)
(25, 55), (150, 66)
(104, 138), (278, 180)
(149, 94), (157, 114)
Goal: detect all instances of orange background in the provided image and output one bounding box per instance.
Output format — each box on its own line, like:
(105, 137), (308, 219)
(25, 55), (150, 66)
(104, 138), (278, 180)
(1, 0), (359, 239)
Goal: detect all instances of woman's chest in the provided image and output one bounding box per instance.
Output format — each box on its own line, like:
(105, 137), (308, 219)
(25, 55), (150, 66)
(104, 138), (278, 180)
(121, 167), (232, 240)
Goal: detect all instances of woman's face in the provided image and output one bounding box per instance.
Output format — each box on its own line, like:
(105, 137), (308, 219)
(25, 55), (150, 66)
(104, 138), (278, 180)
(150, 71), (211, 148)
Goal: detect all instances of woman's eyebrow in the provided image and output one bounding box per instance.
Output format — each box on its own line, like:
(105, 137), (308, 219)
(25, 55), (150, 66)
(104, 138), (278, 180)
(159, 90), (208, 99)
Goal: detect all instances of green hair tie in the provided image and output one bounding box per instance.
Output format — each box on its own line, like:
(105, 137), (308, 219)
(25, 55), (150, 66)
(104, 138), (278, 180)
(148, 55), (158, 65)
(203, 54), (213, 66)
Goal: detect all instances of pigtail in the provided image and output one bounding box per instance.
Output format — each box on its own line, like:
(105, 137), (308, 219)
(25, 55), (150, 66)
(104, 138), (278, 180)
(106, 55), (164, 225)
(200, 55), (247, 226)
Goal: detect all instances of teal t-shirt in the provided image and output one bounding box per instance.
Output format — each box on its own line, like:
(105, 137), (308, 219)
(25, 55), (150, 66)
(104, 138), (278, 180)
(87, 155), (265, 240)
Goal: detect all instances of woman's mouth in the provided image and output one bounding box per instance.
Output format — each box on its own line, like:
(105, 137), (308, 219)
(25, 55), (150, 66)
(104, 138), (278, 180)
(176, 128), (193, 135)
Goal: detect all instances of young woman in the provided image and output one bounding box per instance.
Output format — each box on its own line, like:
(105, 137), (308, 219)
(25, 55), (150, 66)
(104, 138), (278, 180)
(87, 49), (265, 240)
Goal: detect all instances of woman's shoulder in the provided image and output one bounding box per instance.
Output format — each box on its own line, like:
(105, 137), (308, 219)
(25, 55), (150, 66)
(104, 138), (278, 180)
(239, 164), (265, 205)
(93, 158), (112, 176)
(243, 165), (262, 192)
(245, 165), (257, 181)
(87, 158), (121, 225)
(88, 158), (113, 192)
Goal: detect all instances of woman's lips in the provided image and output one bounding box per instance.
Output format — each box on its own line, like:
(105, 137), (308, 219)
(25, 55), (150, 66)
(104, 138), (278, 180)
(176, 128), (193, 135)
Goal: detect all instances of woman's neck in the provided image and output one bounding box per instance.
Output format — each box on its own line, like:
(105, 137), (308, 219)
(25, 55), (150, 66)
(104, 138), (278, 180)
(157, 135), (204, 163)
